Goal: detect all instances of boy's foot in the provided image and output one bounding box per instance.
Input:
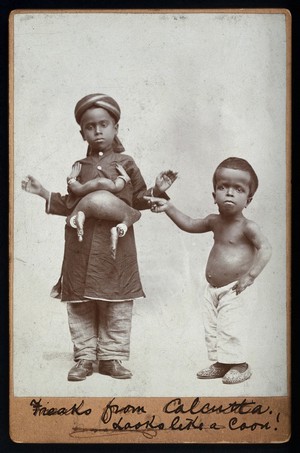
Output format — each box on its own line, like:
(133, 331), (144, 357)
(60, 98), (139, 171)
(67, 215), (77, 228)
(66, 211), (85, 242)
(75, 211), (85, 242)
(67, 359), (93, 381)
(222, 363), (251, 384)
(116, 223), (128, 237)
(197, 362), (232, 379)
(110, 227), (119, 259)
(98, 360), (132, 379)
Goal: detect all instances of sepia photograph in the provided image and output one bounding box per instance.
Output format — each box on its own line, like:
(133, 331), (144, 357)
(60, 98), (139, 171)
(10, 9), (290, 443)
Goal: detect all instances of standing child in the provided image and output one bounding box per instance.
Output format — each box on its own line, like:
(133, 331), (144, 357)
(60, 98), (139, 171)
(22, 93), (177, 382)
(145, 157), (272, 384)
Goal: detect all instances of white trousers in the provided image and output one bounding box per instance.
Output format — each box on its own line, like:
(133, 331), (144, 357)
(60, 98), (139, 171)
(202, 282), (253, 364)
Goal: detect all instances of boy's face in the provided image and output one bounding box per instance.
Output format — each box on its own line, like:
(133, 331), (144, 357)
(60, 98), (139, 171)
(80, 107), (118, 152)
(213, 167), (252, 216)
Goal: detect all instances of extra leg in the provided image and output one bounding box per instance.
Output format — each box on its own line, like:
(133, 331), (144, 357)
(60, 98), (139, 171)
(66, 191), (141, 256)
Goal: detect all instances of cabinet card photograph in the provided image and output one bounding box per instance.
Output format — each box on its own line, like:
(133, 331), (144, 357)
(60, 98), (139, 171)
(10, 9), (291, 443)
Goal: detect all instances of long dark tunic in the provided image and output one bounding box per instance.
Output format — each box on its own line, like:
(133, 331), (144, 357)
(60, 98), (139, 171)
(47, 151), (165, 302)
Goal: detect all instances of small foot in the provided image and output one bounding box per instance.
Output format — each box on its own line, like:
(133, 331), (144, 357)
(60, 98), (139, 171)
(110, 227), (118, 259)
(67, 215), (77, 228)
(116, 223), (128, 237)
(75, 211), (85, 242)
(222, 364), (252, 384)
(197, 362), (232, 379)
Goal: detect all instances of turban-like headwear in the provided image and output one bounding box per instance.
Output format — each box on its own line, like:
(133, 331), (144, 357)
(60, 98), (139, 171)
(74, 93), (124, 153)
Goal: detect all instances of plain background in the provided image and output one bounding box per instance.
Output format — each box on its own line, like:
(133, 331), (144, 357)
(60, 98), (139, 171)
(12, 11), (288, 397)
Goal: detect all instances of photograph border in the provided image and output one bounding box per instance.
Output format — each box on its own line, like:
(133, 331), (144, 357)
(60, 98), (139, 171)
(8, 7), (291, 444)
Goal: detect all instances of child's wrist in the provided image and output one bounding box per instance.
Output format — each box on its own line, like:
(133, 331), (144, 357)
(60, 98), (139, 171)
(117, 175), (130, 184)
(67, 177), (77, 185)
(152, 186), (162, 196)
(164, 201), (173, 213)
(40, 187), (49, 199)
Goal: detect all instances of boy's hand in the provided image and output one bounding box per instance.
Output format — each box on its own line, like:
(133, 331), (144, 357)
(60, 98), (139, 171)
(144, 196), (170, 213)
(22, 175), (44, 196)
(232, 275), (254, 295)
(155, 170), (178, 193)
(116, 163), (131, 183)
(67, 162), (82, 182)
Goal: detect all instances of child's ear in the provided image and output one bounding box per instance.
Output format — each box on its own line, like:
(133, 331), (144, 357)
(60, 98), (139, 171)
(79, 130), (85, 141)
(212, 192), (217, 204)
(114, 123), (119, 134)
(246, 196), (253, 207)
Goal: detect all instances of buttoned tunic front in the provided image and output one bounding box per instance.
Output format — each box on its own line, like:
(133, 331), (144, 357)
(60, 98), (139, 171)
(47, 150), (161, 302)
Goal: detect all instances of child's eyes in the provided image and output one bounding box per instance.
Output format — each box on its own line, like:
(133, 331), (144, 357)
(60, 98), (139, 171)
(85, 122), (109, 130)
(217, 185), (244, 192)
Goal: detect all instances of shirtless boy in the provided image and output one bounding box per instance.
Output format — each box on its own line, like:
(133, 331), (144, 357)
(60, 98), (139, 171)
(145, 157), (272, 384)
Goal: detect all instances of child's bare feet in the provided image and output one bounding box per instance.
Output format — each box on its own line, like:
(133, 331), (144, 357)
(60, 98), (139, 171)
(110, 224), (130, 258)
(110, 227), (119, 259)
(116, 223), (128, 237)
(66, 211), (86, 241)
(75, 211), (85, 242)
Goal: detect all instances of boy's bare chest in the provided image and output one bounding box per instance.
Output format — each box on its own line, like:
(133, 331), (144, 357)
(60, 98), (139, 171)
(212, 220), (247, 246)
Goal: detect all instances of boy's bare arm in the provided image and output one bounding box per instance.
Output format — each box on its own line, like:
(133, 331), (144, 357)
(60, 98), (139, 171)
(232, 221), (272, 294)
(144, 196), (213, 233)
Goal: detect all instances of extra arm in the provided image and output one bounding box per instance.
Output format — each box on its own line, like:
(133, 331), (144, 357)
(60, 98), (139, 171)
(67, 162), (130, 196)
(68, 177), (121, 196)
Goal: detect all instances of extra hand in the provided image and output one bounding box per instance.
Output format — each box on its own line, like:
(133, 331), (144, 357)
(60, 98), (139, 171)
(116, 163), (131, 183)
(155, 170), (178, 193)
(67, 162), (82, 182)
(232, 275), (254, 295)
(143, 196), (169, 213)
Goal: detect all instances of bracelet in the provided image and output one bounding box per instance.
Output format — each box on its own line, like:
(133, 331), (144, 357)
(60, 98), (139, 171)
(117, 175), (130, 184)
(67, 177), (77, 185)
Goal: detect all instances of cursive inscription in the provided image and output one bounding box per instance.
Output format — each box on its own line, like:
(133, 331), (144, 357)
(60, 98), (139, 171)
(30, 398), (92, 416)
(163, 397), (269, 415)
(229, 417), (271, 431)
(28, 397), (281, 440)
(101, 398), (146, 423)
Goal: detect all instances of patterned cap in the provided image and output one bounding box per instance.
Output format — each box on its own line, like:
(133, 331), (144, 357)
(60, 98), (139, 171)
(74, 93), (121, 124)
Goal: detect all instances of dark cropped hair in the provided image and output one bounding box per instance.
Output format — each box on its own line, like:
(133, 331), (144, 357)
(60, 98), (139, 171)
(213, 157), (259, 197)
